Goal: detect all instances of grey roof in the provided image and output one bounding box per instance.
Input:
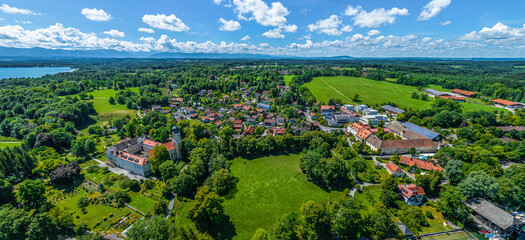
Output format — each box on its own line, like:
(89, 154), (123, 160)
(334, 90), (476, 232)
(382, 105), (405, 114)
(402, 122), (441, 140)
(424, 89), (446, 96)
(465, 198), (524, 230)
(113, 137), (139, 151)
(365, 134), (382, 149)
(396, 222), (414, 237)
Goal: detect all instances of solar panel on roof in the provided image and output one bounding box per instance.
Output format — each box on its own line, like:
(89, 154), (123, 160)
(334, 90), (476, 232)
(403, 122), (440, 140)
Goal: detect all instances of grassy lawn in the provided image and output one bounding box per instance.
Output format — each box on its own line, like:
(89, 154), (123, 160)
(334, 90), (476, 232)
(128, 192), (157, 214)
(353, 185), (382, 215)
(222, 154), (345, 239)
(422, 232), (471, 240)
(304, 76), (506, 112)
(419, 205), (454, 234)
(64, 87), (139, 114)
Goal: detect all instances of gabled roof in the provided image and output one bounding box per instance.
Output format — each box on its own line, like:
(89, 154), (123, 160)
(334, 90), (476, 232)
(398, 184), (425, 198)
(382, 105), (405, 114)
(385, 163), (403, 173)
(466, 198), (524, 230)
(451, 89), (477, 97)
(492, 99), (519, 106)
(402, 122), (441, 140)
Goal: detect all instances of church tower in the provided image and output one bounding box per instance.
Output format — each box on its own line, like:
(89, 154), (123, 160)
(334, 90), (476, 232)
(172, 125), (182, 160)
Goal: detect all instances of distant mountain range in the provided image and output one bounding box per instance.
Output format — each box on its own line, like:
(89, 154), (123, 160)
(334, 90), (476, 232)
(0, 46), (524, 61)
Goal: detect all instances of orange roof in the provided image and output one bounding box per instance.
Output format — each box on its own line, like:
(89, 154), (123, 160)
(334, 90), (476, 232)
(320, 105), (335, 110)
(385, 163), (402, 173)
(451, 89), (476, 96)
(440, 96), (465, 101)
(163, 142), (176, 151)
(399, 184), (425, 198)
(117, 151), (148, 166)
(399, 156), (442, 171)
(492, 99), (519, 106)
(355, 129), (372, 140)
(142, 139), (161, 148)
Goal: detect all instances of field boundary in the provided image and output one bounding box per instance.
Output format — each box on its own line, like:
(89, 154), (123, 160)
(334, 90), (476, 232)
(319, 78), (353, 102)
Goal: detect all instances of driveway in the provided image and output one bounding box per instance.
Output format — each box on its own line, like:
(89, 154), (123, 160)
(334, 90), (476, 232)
(303, 110), (345, 133)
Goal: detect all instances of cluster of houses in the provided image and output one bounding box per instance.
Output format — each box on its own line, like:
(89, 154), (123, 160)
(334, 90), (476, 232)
(422, 88), (525, 110)
(316, 104), (393, 127)
(348, 121), (441, 155)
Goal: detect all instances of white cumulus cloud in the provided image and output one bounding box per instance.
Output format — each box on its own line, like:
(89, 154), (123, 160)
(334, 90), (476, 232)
(460, 23), (525, 43)
(241, 35), (251, 41)
(232, 0), (290, 27)
(344, 6), (361, 16)
(418, 0), (451, 21)
(308, 15), (347, 36)
(214, 0), (223, 5)
(351, 6), (409, 28)
(104, 29), (125, 38)
(142, 14), (189, 32)
(367, 29), (381, 36)
(81, 8), (112, 21)
(262, 28), (285, 38)
(138, 28), (155, 33)
(0, 4), (38, 15)
(440, 20), (452, 26)
(219, 18), (241, 31)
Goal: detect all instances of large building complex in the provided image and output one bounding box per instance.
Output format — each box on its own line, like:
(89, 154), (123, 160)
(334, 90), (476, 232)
(105, 125), (182, 176)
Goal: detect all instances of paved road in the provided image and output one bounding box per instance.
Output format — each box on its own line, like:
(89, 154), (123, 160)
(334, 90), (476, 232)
(91, 157), (147, 181)
(303, 110), (345, 133)
(166, 193), (175, 219)
(137, 109), (143, 119)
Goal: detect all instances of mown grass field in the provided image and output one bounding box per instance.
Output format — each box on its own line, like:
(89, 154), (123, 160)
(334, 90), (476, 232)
(222, 154), (345, 239)
(422, 231), (471, 240)
(304, 76), (505, 112)
(283, 75), (295, 86)
(64, 87), (139, 113)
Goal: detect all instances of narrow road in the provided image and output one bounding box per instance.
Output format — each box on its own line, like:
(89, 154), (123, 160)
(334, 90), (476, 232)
(0, 141), (21, 143)
(137, 109), (143, 118)
(165, 193), (175, 219)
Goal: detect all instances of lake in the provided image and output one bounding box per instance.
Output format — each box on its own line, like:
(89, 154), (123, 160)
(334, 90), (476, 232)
(0, 67), (75, 79)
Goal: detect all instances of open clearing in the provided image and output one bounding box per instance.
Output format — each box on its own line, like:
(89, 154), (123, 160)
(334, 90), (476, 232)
(223, 154), (345, 239)
(304, 76), (505, 112)
(63, 87), (139, 113)
(422, 232), (471, 240)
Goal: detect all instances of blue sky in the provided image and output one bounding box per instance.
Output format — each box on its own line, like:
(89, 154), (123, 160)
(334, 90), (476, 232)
(0, 0), (524, 57)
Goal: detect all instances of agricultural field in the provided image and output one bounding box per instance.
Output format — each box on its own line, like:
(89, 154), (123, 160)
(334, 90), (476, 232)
(304, 76), (505, 112)
(220, 154), (345, 239)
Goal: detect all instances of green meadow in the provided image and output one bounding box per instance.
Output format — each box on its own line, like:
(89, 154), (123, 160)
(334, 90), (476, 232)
(222, 154), (345, 239)
(64, 87), (139, 113)
(305, 76), (505, 112)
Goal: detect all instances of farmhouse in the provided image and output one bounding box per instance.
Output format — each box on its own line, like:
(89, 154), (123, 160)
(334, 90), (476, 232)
(492, 99), (524, 109)
(439, 96), (466, 102)
(451, 89), (477, 98)
(369, 138), (438, 155)
(466, 198), (524, 239)
(320, 105), (336, 116)
(382, 105), (405, 115)
(398, 184), (425, 205)
(384, 163), (405, 177)
(399, 156), (443, 172)
(105, 125), (182, 176)
(423, 89), (450, 98)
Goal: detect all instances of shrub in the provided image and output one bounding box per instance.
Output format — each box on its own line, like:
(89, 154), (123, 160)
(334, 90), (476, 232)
(425, 210), (434, 219)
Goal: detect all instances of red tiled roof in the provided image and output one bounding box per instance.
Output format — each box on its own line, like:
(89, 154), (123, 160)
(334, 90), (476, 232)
(143, 139), (162, 148)
(399, 156), (442, 171)
(492, 99), (519, 106)
(440, 96), (465, 101)
(451, 89), (477, 97)
(163, 141), (176, 151)
(385, 163), (402, 173)
(320, 105), (335, 110)
(398, 184), (425, 198)
(244, 125), (255, 135)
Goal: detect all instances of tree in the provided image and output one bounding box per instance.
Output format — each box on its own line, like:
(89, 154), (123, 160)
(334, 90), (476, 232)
(351, 93), (359, 102)
(149, 146), (171, 176)
(77, 196), (89, 209)
(159, 160), (179, 181)
(421, 94), (429, 101)
(332, 199), (360, 240)
(0, 179), (14, 205)
(26, 213), (59, 240)
(187, 186), (225, 231)
(409, 147), (417, 156)
(16, 179), (46, 210)
(205, 168), (238, 196)
(109, 96), (116, 105)
(50, 162), (81, 185)
(127, 215), (176, 240)
(458, 170), (499, 198)
(208, 153), (230, 173)
(364, 203), (398, 239)
(399, 205), (428, 233)
(252, 228), (270, 240)
(297, 201), (331, 239)
(437, 185), (470, 222)
(154, 199), (168, 215)
(273, 212), (300, 240)
(445, 159), (463, 184)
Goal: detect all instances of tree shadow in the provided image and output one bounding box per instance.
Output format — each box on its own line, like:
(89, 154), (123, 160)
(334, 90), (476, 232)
(52, 175), (85, 193)
(208, 215), (237, 240)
